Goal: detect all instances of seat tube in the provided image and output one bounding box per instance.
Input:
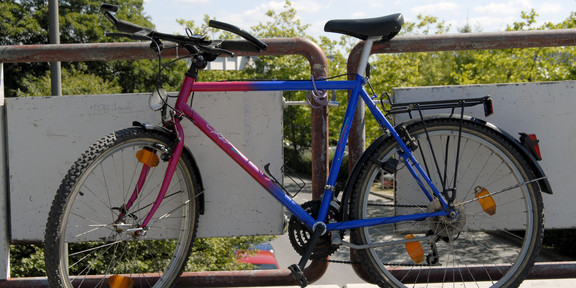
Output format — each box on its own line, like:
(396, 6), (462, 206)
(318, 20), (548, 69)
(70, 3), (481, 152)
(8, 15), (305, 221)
(356, 37), (378, 77)
(318, 80), (363, 222)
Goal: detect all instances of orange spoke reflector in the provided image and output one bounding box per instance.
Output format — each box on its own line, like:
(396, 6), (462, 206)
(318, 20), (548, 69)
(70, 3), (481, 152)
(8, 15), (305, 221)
(404, 234), (425, 264)
(136, 148), (159, 167)
(474, 186), (496, 215)
(108, 274), (134, 288)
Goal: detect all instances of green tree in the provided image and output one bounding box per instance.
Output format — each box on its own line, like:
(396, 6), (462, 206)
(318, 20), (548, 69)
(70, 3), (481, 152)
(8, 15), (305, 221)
(0, 0), (178, 97)
(15, 66), (122, 96)
(365, 10), (576, 143)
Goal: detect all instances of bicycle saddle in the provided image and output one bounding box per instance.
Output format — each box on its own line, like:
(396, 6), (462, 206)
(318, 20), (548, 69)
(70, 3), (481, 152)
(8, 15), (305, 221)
(324, 13), (404, 41)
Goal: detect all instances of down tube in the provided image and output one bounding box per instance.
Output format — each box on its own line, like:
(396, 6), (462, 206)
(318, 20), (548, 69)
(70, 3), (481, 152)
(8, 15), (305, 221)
(183, 105), (317, 229)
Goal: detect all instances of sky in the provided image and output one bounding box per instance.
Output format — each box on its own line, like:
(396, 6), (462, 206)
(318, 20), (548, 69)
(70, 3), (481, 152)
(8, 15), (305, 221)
(142, 0), (576, 39)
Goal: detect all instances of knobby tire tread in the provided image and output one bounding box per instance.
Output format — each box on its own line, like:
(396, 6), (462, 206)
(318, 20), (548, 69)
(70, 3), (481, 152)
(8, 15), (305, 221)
(45, 128), (200, 288)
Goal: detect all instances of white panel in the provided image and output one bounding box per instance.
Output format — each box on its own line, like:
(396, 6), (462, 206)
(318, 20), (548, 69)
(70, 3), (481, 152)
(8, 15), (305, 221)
(0, 63), (9, 278)
(7, 91), (284, 242)
(393, 81), (576, 229)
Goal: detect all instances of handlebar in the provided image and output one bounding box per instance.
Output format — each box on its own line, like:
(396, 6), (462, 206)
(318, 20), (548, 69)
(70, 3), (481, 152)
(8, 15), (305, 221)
(208, 20), (268, 51)
(100, 3), (267, 54)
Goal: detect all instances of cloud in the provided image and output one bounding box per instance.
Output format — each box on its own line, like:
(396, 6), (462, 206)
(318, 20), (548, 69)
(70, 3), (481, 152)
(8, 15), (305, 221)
(468, 15), (517, 31)
(411, 2), (460, 14)
(537, 2), (563, 13)
(172, 0), (210, 3)
(291, 0), (323, 13)
(473, 0), (531, 15)
(211, 1), (310, 29)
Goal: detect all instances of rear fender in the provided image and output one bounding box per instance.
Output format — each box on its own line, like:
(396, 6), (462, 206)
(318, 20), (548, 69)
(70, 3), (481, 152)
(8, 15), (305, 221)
(391, 114), (552, 194)
(340, 114), (552, 218)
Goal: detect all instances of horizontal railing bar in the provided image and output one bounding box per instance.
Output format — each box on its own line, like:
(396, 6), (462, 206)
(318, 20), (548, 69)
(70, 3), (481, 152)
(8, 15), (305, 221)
(373, 28), (576, 54)
(1, 261), (573, 287)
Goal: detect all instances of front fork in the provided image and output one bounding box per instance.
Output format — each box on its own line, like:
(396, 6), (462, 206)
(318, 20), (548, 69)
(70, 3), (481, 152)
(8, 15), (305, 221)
(115, 119), (185, 231)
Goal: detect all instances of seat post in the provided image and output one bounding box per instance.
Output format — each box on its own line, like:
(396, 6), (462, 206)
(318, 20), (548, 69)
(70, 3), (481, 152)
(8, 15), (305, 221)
(356, 36), (379, 77)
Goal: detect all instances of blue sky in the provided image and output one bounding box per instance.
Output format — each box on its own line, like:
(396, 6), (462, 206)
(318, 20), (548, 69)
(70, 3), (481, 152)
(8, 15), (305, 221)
(143, 0), (575, 38)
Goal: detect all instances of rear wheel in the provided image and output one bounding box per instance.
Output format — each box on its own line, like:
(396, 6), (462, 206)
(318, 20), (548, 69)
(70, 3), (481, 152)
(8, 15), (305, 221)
(45, 128), (200, 288)
(350, 118), (543, 288)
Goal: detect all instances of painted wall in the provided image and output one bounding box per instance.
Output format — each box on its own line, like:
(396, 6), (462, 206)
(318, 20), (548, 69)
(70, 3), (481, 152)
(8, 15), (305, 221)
(5, 91), (285, 243)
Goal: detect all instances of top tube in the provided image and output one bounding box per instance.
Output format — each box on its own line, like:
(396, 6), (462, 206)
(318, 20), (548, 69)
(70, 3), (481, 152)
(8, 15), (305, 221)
(190, 78), (364, 92)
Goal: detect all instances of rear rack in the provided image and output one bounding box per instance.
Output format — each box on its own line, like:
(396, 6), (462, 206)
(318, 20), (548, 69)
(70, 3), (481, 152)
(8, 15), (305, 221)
(387, 96), (494, 117)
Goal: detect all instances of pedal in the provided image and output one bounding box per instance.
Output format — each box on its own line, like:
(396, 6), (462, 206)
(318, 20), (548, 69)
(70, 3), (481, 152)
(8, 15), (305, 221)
(288, 264), (308, 288)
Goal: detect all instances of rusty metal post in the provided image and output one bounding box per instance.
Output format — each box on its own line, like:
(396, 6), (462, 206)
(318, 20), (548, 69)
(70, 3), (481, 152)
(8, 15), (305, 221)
(0, 38), (329, 199)
(222, 38), (329, 200)
(346, 47), (366, 174)
(48, 0), (61, 96)
(0, 259), (328, 288)
(0, 38), (330, 286)
(346, 28), (576, 281)
(1, 260), (575, 287)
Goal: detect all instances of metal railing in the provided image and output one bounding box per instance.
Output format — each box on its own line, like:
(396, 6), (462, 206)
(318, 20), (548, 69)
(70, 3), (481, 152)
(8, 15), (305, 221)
(0, 37), (331, 287)
(0, 37), (331, 200)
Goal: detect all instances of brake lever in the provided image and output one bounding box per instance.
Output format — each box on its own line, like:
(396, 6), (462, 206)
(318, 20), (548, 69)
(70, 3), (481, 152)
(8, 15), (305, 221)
(203, 46), (234, 58)
(191, 40), (234, 58)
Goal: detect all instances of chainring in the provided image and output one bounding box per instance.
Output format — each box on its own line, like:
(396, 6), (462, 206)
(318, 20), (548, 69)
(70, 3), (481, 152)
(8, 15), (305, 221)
(288, 200), (342, 260)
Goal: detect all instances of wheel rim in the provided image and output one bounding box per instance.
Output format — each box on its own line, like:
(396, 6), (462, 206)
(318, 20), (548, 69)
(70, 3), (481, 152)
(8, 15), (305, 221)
(355, 126), (538, 287)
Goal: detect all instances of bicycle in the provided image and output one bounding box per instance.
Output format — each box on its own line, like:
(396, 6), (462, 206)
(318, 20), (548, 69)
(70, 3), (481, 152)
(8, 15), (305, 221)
(44, 3), (552, 288)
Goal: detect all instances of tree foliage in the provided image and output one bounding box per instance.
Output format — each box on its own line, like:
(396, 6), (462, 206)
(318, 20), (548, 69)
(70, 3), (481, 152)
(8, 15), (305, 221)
(0, 0), (185, 97)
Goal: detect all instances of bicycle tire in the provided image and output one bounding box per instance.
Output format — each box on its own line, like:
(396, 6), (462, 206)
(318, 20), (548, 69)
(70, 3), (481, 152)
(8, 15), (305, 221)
(44, 127), (200, 288)
(349, 117), (544, 288)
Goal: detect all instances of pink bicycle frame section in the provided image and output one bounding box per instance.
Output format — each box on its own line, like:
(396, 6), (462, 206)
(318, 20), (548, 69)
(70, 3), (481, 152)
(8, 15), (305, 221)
(135, 75), (360, 230)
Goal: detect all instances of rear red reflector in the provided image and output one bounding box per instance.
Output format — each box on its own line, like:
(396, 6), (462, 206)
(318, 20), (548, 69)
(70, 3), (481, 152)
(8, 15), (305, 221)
(520, 133), (542, 161)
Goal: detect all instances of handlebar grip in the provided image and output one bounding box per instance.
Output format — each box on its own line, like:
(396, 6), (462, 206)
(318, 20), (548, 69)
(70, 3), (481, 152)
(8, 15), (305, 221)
(209, 20), (267, 51)
(115, 19), (151, 34)
(101, 3), (119, 12)
(101, 4), (152, 35)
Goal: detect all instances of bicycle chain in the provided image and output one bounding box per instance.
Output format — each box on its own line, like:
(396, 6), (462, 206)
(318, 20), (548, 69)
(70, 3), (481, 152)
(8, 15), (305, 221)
(322, 257), (432, 267)
(367, 201), (427, 209)
(305, 202), (430, 267)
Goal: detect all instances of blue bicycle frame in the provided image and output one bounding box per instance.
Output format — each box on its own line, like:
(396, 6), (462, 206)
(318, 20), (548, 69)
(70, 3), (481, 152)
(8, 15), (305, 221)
(188, 74), (451, 234)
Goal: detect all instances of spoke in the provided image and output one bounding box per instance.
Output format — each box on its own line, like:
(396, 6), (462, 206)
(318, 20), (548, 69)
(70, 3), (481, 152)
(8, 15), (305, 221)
(461, 177), (544, 206)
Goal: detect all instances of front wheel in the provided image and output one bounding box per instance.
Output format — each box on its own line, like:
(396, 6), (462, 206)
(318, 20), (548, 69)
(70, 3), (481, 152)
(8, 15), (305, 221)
(44, 128), (200, 288)
(349, 117), (544, 288)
